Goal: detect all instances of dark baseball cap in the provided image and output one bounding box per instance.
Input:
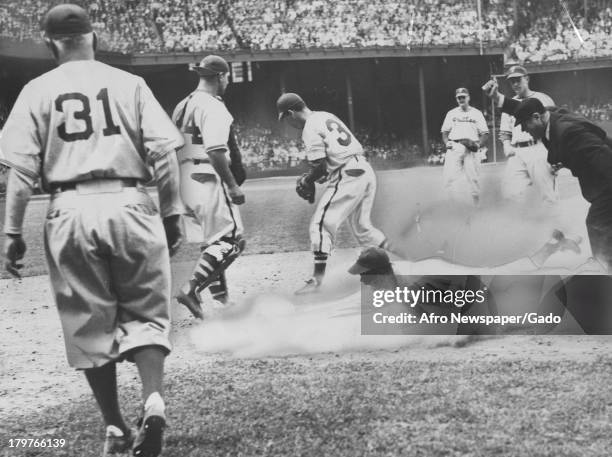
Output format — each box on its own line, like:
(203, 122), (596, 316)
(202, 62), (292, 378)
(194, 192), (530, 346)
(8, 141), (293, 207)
(277, 93), (306, 120)
(455, 88), (469, 96)
(190, 55), (230, 76)
(506, 65), (528, 79)
(42, 4), (92, 38)
(348, 247), (391, 275)
(513, 97), (546, 127)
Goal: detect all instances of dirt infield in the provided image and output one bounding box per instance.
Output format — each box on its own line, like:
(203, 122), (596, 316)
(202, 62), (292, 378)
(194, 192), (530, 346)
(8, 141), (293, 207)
(3, 166), (612, 456)
(2, 248), (612, 418)
(3, 249), (612, 456)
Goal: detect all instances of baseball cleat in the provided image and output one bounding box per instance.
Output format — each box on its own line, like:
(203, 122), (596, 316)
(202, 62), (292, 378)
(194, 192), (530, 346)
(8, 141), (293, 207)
(552, 229), (582, 254)
(176, 290), (204, 319)
(133, 401), (166, 457)
(294, 277), (321, 295)
(103, 425), (134, 456)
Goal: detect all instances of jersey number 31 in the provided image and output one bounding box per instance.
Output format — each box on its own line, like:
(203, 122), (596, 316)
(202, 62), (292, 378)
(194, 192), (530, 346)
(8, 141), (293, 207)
(55, 89), (121, 142)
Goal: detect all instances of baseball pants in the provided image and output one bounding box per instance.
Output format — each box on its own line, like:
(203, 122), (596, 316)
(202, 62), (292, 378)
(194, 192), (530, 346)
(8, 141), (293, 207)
(503, 143), (558, 205)
(310, 157), (386, 254)
(585, 193), (612, 271)
(443, 142), (480, 203)
(44, 182), (172, 369)
(179, 164), (244, 245)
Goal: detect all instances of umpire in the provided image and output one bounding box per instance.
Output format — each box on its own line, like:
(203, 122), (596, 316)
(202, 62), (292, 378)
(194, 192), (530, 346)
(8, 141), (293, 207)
(484, 79), (612, 270)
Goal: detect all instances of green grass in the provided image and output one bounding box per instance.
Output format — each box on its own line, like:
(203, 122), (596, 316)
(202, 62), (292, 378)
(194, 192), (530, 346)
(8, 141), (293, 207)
(3, 357), (612, 457)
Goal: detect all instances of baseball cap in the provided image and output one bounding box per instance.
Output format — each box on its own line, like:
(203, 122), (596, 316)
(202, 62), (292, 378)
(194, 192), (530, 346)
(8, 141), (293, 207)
(506, 65), (528, 79)
(455, 88), (469, 97)
(348, 247), (391, 275)
(277, 93), (306, 120)
(42, 4), (92, 38)
(513, 97), (546, 127)
(190, 55), (230, 76)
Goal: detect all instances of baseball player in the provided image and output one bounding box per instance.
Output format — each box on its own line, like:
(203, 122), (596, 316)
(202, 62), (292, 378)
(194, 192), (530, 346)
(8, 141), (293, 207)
(173, 55), (246, 318)
(277, 93), (389, 295)
(499, 65), (557, 204)
(1, 5), (184, 457)
(441, 88), (489, 206)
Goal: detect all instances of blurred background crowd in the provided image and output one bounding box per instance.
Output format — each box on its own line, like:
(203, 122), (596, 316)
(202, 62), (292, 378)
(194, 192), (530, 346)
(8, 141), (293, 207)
(2, 0), (612, 62)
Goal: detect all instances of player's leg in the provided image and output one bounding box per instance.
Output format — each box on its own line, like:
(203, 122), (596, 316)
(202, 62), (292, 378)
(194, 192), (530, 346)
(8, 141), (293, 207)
(298, 176), (353, 293)
(462, 151), (481, 206)
(442, 145), (463, 196)
(523, 144), (558, 205)
(44, 192), (133, 451)
(585, 195), (612, 272)
(503, 153), (531, 201)
(108, 188), (173, 457)
(347, 165), (387, 248)
(178, 177), (245, 313)
(208, 271), (229, 303)
(85, 363), (130, 435)
(493, 230), (582, 272)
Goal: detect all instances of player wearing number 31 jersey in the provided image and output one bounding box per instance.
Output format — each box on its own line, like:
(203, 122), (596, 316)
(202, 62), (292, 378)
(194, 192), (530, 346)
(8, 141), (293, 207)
(1, 4), (185, 457)
(277, 93), (389, 295)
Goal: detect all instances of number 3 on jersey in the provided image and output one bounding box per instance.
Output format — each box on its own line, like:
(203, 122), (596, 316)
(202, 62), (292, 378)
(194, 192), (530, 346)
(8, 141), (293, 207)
(325, 118), (352, 147)
(55, 88), (121, 142)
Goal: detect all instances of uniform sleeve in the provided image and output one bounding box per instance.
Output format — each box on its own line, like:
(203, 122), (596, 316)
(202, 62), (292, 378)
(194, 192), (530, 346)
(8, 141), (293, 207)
(499, 112), (513, 134)
(201, 102), (232, 153)
(302, 121), (326, 162)
(441, 111), (452, 133)
(137, 79), (184, 161)
(476, 110), (489, 134)
(0, 85), (42, 180)
(541, 93), (555, 108)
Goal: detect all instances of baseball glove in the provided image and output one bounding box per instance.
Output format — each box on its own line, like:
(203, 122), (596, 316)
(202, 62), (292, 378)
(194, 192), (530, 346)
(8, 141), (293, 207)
(457, 139), (480, 152)
(296, 173), (315, 203)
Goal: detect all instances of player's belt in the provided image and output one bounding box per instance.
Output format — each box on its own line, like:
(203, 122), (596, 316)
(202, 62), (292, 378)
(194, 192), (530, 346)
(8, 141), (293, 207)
(50, 178), (140, 193)
(180, 158), (211, 165)
(512, 140), (536, 148)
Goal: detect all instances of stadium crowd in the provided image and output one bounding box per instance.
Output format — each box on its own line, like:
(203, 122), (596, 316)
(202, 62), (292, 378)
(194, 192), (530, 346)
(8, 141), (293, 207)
(509, 2), (612, 64)
(3, 0), (612, 65)
(235, 123), (414, 171)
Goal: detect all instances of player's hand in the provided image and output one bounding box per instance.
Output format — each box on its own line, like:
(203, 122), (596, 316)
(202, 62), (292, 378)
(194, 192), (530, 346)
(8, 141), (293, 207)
(445, 141), (454, 150)
(228, 185), (245, 205)
(4, 234), (26, 278)
(482, 79), (499, 100)
(162, 215), (183, 257)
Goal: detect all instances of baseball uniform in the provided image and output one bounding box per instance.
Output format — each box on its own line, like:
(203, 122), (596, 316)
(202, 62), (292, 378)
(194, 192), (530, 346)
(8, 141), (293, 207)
(0, 60), (184, 368)
(172, 90), (244, 304)
(500, 91), (558, 204)
(440, 106), (488, 203)
(172, 91), (243, 245)
(303, 111), (386, 254)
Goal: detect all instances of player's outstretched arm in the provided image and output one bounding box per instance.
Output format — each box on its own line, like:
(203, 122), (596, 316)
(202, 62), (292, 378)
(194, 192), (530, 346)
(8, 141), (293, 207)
(208, 148), (245, 205)
(3, 167), (33, 277)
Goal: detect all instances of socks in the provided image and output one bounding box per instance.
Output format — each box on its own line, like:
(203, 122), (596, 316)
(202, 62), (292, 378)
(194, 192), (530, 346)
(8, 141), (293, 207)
(313, 252), (328, 281)
(144, 392), (165, 416)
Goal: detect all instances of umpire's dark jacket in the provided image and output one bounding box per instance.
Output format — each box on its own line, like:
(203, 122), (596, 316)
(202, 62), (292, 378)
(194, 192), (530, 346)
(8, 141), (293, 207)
(502, 97), (612, 266)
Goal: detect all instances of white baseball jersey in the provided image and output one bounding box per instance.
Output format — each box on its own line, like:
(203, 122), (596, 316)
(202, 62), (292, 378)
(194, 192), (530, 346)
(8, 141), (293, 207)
(172, 91), (233, 174)
(302, 111), (364, 175)
(0, 60), (184, 190)
(441, 106), (488, 141)
(171, 90), (243, 245)
(500, 91), (555, 144)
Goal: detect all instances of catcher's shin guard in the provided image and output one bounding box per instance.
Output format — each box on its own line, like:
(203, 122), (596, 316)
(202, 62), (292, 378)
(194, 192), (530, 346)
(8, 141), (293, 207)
(192, 236), (246, 294)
